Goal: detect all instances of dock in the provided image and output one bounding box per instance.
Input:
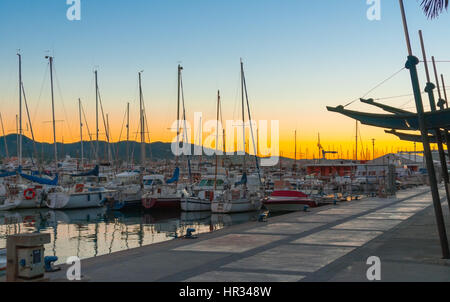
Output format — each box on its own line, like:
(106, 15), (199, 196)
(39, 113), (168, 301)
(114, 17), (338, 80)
(47, 185), (450, 282)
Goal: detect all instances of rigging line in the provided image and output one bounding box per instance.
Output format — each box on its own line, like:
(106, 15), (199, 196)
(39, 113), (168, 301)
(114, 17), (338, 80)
(81, 103), (95, 159)
(52, 63), (75, 141)
(116, 106), (128, 166)
(343, 67), (406, 108)
(141, 93), (153, 160)
(31, 63), (49, 128)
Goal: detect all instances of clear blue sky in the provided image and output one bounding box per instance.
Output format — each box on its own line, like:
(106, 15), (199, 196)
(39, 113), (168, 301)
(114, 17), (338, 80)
(1, 0), (450, 156)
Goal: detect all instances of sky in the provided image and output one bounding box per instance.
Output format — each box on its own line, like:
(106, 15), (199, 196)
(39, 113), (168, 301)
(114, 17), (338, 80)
(1, 0), (450, 160)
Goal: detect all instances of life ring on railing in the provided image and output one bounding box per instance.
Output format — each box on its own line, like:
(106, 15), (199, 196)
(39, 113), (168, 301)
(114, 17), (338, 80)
(24, 188), (36, 200)
(75, 184), (84, 193)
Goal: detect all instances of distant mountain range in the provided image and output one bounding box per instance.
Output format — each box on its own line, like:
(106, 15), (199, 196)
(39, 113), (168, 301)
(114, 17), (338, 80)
(0, 134), (296, 165)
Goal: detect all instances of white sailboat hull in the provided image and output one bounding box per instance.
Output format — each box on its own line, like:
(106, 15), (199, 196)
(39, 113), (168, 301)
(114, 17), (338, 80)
(47, 191), (106, 209)
(211, 198), (262, 214)
(181, 198), (211, 212)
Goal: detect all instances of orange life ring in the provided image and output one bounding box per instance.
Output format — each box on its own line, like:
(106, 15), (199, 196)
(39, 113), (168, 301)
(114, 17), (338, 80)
(24, 188), (36, 200)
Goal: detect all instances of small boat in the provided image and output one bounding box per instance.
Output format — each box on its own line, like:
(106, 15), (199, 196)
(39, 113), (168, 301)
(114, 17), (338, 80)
(141, 172), (184, 210)
(181, 175), (227, 212)
(0, 184), (47, 210)
(46, 185), (115, 209)
(263, 190), (318, 212)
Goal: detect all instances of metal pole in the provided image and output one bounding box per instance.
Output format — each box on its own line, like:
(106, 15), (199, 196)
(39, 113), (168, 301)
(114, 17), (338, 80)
(95, 70), (99, 163)
(46, 56), (58, 170)
(139, 71), (145, 167)
(17, 53), (22, 167)
(419, 31), (450, 215)
(79, 98), (83, 168)
(0, 113), (9, 158)
(126, 102), (130, 167)
(399, 0), (449, 258)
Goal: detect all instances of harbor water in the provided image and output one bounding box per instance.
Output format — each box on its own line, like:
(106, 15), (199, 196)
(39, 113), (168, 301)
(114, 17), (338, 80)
(0, 208), (265, 265)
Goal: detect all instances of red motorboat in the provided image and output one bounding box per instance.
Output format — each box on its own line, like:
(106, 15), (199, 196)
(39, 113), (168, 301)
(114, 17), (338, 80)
(263, 190), (318, 212)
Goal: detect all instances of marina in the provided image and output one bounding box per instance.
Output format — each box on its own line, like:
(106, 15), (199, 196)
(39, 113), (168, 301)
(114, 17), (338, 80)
(1, 0), (450, 287)
(33, 185), (450, 282)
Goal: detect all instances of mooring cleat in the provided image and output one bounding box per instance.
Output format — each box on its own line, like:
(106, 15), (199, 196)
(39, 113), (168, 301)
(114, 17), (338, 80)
(44, 256), (61, 272)
(184, 228), (197, 239)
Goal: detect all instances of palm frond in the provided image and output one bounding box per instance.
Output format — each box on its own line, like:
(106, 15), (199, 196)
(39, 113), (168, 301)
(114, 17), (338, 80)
(420, 0), (449, 19)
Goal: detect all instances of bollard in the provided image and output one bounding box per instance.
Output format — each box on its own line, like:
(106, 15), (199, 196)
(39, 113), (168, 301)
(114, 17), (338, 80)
(44, 256), (60, 272)
(258, 213), (268, 222)
(185, 228), (197, 239)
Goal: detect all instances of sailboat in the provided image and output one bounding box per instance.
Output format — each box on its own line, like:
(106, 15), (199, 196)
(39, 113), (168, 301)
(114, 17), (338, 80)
(141, 65), (188, 210)
(181, 90), (227, 212)
(0, 53), (50, 210)
(105, 71), (147, 209)
(45, 66), (115, 209)
(211, 60), (263, 214)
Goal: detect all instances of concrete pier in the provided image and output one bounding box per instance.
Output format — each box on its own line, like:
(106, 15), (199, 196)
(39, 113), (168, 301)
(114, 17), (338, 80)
(48, 185), (449, 282)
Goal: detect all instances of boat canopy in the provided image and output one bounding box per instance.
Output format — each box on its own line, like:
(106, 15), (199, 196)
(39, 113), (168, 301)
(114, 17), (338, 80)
(327, 105), (450, 130)
(18, 169), (58, 186)
(71, 165), (99, 177)
(166, 167), (180, 184)
(0, 171), (16, 178)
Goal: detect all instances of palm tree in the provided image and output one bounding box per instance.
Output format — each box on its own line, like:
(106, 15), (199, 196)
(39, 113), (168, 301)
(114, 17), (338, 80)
(420, 0), (449, 19)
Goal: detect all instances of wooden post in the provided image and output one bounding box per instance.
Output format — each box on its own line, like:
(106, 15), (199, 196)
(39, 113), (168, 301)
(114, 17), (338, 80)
(399, 0), (449, 258)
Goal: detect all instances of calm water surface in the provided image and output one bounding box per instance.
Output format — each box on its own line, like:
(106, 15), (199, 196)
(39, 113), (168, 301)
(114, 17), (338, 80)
(0, 208), (264, 264)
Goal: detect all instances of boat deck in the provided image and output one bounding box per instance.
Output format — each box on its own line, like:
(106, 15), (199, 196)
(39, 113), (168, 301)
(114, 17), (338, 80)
(36, 185), (450, 281)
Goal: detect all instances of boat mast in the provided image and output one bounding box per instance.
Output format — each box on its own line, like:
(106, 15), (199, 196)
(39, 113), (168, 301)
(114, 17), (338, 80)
(79, 98), (83, 167)
(46, 56), (58, 170)
(95, 70), (99, 163)
(0, 113), (9, 159)
(240, 59), (246, 174)
(17, 53), (22, 167)
(126, 102), (130, 167)
(176, 65), (182, 167)
(355, 121), (358, 161)
(107, 113), (112, 164)
(214, 90), (220, 190)
(139, 71), (145, 167)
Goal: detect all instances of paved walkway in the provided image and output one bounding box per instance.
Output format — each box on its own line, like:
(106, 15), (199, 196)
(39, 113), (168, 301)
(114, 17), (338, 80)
(48, 185), (450, 282)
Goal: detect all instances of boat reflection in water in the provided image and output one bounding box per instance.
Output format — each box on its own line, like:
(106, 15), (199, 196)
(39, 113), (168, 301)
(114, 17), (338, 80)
(0, 207), (263, 264)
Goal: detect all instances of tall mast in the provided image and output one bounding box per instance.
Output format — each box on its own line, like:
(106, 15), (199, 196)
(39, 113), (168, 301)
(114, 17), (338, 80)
(240, 59), (246, 173)
(46, 56), (58, 169)
(214, 90), (220, 190)
(139, 71), (145, 166)
(355, 121), (358, 161)
(79, 98), (83, 167)
(95, 70), (99, 163)
(106, 113), (112, 163)
(0, 113), (9, 159)
(126, 102), (130, 166)
(176, 65), (182, 166)
(294, 129), (297, 174)
(17, 53), (22, 167)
